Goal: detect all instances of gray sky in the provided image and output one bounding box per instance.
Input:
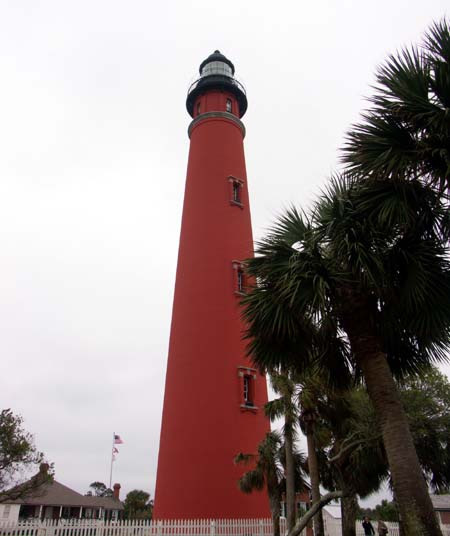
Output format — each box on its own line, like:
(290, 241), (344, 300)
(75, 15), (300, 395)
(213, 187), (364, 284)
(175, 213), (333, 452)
(1, 0), (449, 506)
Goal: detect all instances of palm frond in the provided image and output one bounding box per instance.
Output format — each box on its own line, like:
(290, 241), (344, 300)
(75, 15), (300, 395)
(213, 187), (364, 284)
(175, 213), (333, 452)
(342, 18), (450, 189)
(424, 19), (450, 66)
(234, 452), (254, 465)
(238, 470), (264, 493)
(264, 398), (288, 422)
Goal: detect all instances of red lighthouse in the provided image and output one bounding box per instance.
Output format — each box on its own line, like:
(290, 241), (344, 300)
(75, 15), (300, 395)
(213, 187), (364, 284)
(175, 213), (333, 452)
(154, 51), (270, 519)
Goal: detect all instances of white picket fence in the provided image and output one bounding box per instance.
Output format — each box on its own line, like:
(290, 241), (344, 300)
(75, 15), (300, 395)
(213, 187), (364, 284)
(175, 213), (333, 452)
(324, 517), (399, 535)
(0, 519), (306, 536)
(323, 516), (450, 536)
(1, 518), (450, 536)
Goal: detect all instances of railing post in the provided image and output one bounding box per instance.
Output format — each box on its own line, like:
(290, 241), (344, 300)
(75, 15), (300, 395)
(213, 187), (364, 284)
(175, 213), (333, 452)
(210, 520), (216, 536)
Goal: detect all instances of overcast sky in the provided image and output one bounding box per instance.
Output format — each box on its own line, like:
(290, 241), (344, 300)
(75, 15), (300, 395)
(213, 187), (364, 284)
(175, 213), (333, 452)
(1, 0), (449, 507)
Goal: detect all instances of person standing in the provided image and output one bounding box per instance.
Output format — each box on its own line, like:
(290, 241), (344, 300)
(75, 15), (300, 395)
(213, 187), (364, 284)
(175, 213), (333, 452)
(377, 519), (388, 535)
(362, 516), (375, 535)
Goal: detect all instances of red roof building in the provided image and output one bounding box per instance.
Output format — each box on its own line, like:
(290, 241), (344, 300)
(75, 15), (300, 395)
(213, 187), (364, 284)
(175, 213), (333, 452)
(0, 465), (123, 522)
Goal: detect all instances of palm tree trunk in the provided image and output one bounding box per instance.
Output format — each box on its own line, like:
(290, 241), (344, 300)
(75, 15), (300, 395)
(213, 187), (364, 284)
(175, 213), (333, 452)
(334, 465), (357, 536)
(344, 316), (442, 536)
(270, 494), (281, 536)
(305, 425), (324, 536)
(285, 423), (296, 532)
(393, 489), (406, 536)
(340, 492), (358, 536)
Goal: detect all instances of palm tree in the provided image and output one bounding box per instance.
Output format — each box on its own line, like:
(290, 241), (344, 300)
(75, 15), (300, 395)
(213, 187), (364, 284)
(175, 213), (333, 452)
(297, 375), (329, 536)
(235, 432), (285, 536)
(265, 370), (325, 534)
(319, 389), (389, 536)
(342, 19), (450, 193)
(299, 407), (324, 536)
(242, 271), (351, 536)
(320, 370), (450, 536)
(124, 490), (153, 519)
(399, 367), (450, 493)
(243, 175), (450, 535)
(243, 285), (350, 536)
(265, 371), (299, 532)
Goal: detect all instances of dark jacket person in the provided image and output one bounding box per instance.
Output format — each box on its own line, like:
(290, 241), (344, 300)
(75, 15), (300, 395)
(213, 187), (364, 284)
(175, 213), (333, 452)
(362, 517), (375, 535)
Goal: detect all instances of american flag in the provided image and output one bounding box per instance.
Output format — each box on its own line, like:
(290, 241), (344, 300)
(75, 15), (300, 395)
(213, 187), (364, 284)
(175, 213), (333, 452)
(114, 434), (124, 444)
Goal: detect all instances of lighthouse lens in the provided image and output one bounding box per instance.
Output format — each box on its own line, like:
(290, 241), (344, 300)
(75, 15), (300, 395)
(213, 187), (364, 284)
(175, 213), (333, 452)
(201, 61), (233, 77)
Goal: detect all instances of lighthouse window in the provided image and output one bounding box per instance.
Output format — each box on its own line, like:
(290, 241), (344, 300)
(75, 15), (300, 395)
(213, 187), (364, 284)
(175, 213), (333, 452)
(238, 366), (258, 411)
(243, 375), (253, 405)
(226, 98), (232, 113)
(228, 176), (244, 207)
(232, 260), (246, 295)
(232, 181), (241, 203)
(237, 268), (244, 293)
(202, 61), (233, 77)
(197, 102), (201, 115)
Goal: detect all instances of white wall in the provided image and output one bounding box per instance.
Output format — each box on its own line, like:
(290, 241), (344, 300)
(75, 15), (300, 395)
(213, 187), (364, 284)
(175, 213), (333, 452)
(0, 504), (21, 522)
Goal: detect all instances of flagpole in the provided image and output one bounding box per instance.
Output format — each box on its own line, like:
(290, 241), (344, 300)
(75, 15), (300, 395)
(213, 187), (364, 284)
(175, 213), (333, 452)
(109, 432), (115, 489)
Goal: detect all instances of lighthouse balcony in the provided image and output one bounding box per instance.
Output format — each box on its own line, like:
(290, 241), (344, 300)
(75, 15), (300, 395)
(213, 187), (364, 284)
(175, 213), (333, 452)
(187, 74), (246, 98)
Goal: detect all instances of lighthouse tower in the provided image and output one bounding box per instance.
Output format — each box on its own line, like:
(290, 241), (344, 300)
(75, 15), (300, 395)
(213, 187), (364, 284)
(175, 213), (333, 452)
(154, 51), (270, 519)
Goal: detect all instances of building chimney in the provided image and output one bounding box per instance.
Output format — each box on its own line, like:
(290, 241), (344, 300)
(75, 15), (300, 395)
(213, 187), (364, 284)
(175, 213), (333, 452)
(39, 463), (49, 474)
(113, 483), (121, 500)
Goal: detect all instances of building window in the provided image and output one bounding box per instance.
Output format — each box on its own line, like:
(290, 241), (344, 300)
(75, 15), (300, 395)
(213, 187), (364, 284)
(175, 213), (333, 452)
(226, 98), (232, 113)
(238, 366), (258, 410)
(62, 507), (71, 519)
(3, 505), (11, 519)
(243, 375), (253, 405)
(201, 61), (233, 77)
(232, 261), (246, 294)
(228, 176), (244, 207)
(297, 502), (308, 516)
(237, 268), (244, 293)
(232, 181), (241, 204)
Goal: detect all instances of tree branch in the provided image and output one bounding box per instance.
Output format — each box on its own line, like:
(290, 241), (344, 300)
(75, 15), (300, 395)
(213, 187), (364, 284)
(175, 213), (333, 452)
(287, 490), (344, 536)
(329, 434), (382, 464)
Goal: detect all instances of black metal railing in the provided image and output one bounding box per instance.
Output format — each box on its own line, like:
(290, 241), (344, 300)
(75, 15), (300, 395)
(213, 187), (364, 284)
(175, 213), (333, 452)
(187, 74), (246, 96)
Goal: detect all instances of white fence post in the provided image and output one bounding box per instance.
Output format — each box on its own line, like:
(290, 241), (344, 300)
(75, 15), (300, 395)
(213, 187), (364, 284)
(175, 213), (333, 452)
(258, 519), (264, 536)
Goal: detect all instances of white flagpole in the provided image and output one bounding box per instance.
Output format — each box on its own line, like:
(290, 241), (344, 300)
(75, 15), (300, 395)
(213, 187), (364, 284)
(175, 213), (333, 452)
(109, 432), (115, 489)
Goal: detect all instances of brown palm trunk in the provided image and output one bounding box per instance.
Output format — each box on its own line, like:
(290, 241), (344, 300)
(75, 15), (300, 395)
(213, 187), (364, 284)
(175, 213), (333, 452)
(343, 307), (442, 536)
(340, 492), (358, 536)
(270, 494), (281, 536)
(334, 465), (357, 536)
(305, 424), (324, 536)
(285, 423), (296, 532)
(393, 490), (406, 536)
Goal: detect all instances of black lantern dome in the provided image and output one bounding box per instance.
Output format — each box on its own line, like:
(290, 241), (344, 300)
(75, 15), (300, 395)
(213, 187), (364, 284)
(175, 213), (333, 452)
(186, 50), (247, 118)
